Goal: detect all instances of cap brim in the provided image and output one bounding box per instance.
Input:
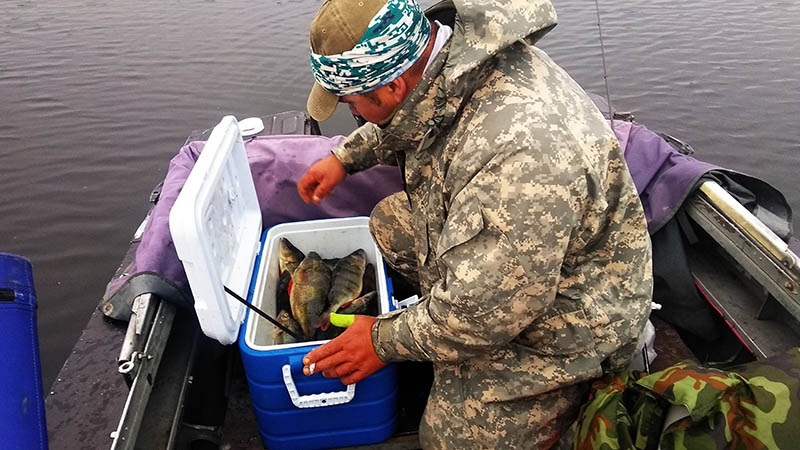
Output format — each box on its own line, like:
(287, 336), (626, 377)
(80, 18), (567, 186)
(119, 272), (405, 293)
(307, 82), (338, 122)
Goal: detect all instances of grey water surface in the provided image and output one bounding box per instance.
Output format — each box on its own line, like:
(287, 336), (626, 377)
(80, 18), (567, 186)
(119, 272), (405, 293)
(0, 0), (798, 388)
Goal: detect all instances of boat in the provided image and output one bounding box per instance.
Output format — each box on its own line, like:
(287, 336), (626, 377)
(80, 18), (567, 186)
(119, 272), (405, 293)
(41, 100), (800, 449)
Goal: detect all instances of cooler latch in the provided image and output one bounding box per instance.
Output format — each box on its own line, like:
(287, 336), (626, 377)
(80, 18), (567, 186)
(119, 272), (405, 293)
(392, 294), (420, 309)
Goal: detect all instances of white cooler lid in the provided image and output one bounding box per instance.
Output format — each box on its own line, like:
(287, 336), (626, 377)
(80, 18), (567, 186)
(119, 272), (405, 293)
(169, 116), (262, 344)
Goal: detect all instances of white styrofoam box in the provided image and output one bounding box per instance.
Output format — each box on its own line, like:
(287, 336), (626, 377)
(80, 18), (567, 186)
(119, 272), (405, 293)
(169, 116), (262, 345)
(244, 217), (390, 351)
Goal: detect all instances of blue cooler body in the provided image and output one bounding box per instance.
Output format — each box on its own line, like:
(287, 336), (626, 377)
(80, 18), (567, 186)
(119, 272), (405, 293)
(238, 225), (398, 450)
(0, 253), (48, 450)
(240, 322), (397, 450)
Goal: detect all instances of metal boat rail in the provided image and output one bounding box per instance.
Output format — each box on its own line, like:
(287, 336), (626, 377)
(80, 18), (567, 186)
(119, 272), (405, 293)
(686, 180), (800, 359)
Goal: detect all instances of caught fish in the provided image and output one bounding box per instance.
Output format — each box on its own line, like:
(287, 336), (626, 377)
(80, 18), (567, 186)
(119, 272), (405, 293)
(313, 324), (341, 341)
(361, 263), (376, 296)
(314, 249), (366, 331)
(275, 269), (292, 315)
(272, 310), (303, 345)
(337, 290), (377, 315)
(279, 238), (305, 276)
(322, 258), (340, 271)
(290, 252), (331, 339)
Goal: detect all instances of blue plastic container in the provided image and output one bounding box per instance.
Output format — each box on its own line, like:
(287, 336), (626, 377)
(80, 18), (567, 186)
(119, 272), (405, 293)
(238, 221), (397, 450)
(0, 253), (48, 450)
(239, 326), (397, 450)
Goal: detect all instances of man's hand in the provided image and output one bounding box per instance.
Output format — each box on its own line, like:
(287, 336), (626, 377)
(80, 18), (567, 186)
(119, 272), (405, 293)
(302, 315), (386, 385)
(297, 154), (347, 204)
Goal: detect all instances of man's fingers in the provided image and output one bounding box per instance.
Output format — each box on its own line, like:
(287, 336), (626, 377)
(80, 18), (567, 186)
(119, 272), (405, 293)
(322, 361), (357, 379)
(311, 186), (326, 204)
(303, 339), (343, 370)
(298, 187), (312, 204)
(312, 178), (337, 204)
(313, 351), (349, 374)
(297, 172), (318, 204)
(297, 155), (347, 205)
(340, 369), (367, 386)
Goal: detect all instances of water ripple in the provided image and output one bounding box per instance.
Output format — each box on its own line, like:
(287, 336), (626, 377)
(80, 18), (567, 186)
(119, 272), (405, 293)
(1, 0), (798, 387)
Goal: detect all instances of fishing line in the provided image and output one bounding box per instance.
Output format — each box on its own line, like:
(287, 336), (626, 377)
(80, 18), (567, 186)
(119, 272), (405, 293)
(594, 0), (615, 128)
(223, 285), (302, 341)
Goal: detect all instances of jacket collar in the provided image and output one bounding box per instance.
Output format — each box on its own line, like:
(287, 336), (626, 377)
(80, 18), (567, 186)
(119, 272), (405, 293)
(377, 38), (496, 156)
(377, 39), (453, 151)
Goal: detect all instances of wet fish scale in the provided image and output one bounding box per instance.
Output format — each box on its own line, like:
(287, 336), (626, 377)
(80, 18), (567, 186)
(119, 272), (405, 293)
(322, 258), (340, 270)
(289, 252), (331, 339)
(337, 290), (377, 315)
(275, 270), (292, 315)
(315, 249), (367, 330)
(279, 237), (305, 276)
(330, 250), (366, 301)
(362, 263), (376, 295)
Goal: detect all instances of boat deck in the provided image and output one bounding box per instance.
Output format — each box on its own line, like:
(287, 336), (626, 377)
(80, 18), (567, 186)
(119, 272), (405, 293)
(44, 300), (699, 450)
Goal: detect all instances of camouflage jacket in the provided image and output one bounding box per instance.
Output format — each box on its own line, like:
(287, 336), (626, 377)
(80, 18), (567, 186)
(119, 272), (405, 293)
(332, 0), (653, 402)
(573, 348), (800, 450)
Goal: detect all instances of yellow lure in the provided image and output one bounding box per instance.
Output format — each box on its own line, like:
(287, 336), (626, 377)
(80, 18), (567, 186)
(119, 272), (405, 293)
(329, 312), (355, 328)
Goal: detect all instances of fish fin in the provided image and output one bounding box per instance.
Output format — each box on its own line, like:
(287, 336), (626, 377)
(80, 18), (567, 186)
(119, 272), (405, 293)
(312, 312), (331, 332)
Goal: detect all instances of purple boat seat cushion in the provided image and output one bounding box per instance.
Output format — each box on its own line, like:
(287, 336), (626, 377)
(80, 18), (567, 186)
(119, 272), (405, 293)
(100, 135), (403, 320)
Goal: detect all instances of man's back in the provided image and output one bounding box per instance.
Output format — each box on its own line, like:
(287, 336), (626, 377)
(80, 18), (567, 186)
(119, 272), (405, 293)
(397, 33), (653, 394)
(444, 39), (654, 373)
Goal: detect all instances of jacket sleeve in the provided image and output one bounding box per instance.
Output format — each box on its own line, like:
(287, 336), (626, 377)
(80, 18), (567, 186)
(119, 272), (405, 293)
(371, 149), (588, 363)
(331, 122), (399, 174)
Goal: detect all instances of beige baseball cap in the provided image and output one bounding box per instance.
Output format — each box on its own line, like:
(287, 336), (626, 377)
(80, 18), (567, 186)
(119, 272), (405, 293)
(307, 0), (388, 122)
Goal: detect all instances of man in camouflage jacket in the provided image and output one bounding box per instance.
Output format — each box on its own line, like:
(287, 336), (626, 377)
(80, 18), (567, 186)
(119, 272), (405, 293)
(299, 0), (653, 447)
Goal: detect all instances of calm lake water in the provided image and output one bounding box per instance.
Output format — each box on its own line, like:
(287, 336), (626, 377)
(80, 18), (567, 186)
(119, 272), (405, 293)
(1, 0), (798, 388)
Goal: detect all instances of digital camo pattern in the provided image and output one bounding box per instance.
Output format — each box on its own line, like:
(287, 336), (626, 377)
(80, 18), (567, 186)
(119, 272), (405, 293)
(369, 191), (421, 289)
(333, 0), (653, 447)
(573, 348), (800, 450)
(421, 374), (590, 449)
(310, 0), (431, 96)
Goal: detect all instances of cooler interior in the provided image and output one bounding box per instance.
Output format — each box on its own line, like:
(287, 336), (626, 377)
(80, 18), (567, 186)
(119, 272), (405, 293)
(244, 217), (390, 350)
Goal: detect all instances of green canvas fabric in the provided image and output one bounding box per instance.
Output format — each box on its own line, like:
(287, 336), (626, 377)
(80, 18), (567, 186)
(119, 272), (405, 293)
(573, 348), (800, 450)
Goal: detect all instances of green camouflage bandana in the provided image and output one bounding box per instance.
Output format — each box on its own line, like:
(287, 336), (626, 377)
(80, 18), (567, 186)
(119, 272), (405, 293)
(310, 0), (431, 96)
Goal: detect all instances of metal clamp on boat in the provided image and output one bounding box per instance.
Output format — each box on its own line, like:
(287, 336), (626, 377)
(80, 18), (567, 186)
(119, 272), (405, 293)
(118, 294), (159, 378)
(111, 296), (178, 449)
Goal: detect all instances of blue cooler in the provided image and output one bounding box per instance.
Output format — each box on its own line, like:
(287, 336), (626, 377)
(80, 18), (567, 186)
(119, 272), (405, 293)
(170, 117), (397, 450)
(0, 253), (48, 450)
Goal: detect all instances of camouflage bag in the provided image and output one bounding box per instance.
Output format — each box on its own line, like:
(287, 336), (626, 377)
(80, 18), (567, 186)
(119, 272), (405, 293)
(573, 347), (800, 450)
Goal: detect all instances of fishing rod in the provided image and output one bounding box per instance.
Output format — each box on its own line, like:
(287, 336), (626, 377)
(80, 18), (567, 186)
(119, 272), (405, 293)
(223, 285), (302, 341)
(594, 0), (615, 128)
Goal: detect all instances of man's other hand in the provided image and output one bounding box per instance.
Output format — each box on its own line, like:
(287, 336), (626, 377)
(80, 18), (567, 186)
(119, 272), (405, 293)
(297, 154), (347, 204)
(302, 315), (386, 385)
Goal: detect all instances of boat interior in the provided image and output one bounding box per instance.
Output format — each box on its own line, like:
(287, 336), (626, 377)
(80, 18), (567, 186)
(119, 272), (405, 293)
(44, 111), (800, 450)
